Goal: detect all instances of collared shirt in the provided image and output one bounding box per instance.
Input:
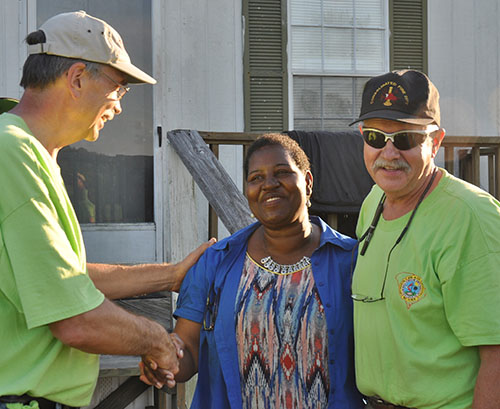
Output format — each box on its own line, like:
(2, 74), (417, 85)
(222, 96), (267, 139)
(175, 216), (363, 409)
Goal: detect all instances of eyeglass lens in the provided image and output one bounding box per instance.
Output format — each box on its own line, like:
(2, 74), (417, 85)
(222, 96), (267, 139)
(100, 71), (130, 99)
(362, 129), (427, 150)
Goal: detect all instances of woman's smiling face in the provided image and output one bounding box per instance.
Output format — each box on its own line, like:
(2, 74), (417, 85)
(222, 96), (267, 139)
(245, 144), (312, 229)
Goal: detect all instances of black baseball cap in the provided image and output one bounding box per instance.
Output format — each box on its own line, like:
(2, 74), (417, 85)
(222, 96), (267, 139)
(350, 69), (440, 127)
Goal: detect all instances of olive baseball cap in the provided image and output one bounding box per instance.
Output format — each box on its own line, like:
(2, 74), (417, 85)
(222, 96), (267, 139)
(0, 97), (19, 114)
(350, 69), (440, 127)
(27, 10), (156, 84)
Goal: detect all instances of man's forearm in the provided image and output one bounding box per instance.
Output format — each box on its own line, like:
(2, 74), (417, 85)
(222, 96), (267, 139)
(87, 238), (216, 299)
(87, 262), (180, 299)
(49, 299), (178, 372)
(472, 344), (500, 409)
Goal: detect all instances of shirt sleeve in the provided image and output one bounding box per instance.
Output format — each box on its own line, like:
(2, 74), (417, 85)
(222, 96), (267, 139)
(2, 199), (104, 329)
(0, 133), (104, 329)
(442, 251), (500, 346)
(174, 248), (217, 324)
(438, 195), (500, 346)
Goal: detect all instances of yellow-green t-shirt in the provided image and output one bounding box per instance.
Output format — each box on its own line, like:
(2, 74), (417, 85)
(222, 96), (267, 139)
(0, 113), (105, 406)
(353, 169), (500, 409)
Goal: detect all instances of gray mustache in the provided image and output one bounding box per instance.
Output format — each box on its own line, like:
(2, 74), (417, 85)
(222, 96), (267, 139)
(372, 159), (411, 172)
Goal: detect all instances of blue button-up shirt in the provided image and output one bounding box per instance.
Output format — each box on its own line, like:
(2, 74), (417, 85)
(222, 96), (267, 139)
(175, 216), (363, 409)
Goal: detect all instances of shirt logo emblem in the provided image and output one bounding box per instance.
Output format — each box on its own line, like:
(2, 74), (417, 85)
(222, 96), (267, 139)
(396, 273), (426, 309)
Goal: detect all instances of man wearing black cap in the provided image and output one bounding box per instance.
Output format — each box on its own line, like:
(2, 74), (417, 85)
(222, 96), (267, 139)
(0, 11), (214, 409)
(350, 70), (500, 408)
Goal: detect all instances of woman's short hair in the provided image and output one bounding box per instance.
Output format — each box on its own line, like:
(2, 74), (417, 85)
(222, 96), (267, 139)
(244, 133), (310, 177)
(20, 30), (101, 89)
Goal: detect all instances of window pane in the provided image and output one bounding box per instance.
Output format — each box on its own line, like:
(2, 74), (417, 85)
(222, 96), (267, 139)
(324, 0), (353, 26)
(37, 0), (154, 224)
(324, 27), (353, 71)
(323, 77), (353, 118)
(355, 29), (385, 72)
(292, 27), (323, 71)
(293, 119), (323, 131)
(291, 0), (387, 131)
(323, 119), (353, 131)
(356, 0), (384, 27)
(294, 76), (322, 119)
(291, 0), (321, 25)
(354, 77), (370, 118)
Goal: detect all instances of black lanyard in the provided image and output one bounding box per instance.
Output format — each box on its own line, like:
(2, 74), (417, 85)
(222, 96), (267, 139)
(359, 168), (438, 256)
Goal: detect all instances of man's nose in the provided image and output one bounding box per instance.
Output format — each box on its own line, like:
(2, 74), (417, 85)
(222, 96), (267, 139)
(380, 139), (401, 158)
(113, 99), (123, 115)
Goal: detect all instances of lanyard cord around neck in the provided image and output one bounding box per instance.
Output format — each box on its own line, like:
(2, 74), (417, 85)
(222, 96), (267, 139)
(359, 167), (438, 256)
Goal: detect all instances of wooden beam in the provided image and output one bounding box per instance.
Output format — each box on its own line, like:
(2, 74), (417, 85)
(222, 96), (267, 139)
(444, 146), (454, 174)
(208, 144), (220, 239)
(488, 153), (495, 197)
(496, 147), (500, 199)
(199, 131), (260, 145)
(471, 147), (480, 187)
(167, 130), (255, 234)
(442, 136), (500, 146)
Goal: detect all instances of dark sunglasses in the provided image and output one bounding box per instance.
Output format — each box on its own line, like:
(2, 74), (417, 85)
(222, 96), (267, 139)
(361, 125), (440, 151)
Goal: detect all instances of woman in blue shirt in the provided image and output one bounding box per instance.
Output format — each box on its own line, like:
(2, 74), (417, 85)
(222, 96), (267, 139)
(143, 133), (362, 409)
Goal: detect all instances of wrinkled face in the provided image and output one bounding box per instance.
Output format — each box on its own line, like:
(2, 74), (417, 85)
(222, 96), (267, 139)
(245, 145), (312, 229)
(362, 118), (441, 201)
(80, 67), (126, 142)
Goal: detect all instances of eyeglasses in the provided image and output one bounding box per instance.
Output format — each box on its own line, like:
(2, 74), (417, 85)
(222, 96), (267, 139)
(100, 71), (130, 99)
(350, 241), (388, 303)
(202, 283), (220, 331)
(361, 125), (440, 151)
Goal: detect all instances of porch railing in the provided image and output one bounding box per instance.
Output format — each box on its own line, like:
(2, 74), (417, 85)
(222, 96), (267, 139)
(442, 136), (500, 199)
(197, 132), (500, 237)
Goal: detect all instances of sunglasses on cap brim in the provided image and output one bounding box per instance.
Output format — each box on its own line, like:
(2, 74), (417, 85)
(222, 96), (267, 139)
(360, 125), (440, 151)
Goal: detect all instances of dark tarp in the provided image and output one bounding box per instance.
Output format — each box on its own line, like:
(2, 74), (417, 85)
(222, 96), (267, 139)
(288, 130), (374, 213)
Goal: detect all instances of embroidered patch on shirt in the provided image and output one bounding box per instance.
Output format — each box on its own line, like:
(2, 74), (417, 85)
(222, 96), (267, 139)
(396, 273), (426, 309)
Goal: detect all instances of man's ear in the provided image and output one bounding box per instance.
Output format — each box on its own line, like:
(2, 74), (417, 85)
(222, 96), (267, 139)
(431, 128), (446, 157)
(65, 62), (88, 99)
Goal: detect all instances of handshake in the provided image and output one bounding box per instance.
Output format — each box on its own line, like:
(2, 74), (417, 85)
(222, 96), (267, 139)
(139, 332), (185, 389)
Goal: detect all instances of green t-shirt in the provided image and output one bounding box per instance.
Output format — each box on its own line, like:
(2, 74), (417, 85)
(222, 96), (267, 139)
(0, 113), (105, 406)
(353, 169), (500, 409)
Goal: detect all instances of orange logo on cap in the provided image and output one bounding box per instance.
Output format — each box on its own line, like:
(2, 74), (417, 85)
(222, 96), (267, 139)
(370, 81), (410, 106)
(383, 86), (397, 106)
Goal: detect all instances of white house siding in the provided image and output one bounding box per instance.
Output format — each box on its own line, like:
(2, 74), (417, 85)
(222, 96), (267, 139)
(429, 0), (500, 137)
(156, 0), (245, 272)
(428, 0), (500, 187)
(0, 0), (30, 99)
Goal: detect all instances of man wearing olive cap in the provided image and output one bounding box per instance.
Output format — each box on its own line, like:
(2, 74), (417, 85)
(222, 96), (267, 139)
(0, 11), (213, 408)
(351, 70), (500, 408)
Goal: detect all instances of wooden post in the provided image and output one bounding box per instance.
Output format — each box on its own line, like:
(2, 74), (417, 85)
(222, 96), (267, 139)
(471, 147), (480, 187)
(209, 144), (220, 239)
(496, 147), (500, 199)
(167, 130), (255, 234)
(444, 146), (454, 174)
(488, 153), (495, 197)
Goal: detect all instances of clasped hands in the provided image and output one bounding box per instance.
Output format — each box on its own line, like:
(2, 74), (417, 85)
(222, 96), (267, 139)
(139, 332), (185, 389)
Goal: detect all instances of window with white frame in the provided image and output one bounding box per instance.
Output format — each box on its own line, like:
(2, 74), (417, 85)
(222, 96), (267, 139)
(290, 0), (389, 130)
